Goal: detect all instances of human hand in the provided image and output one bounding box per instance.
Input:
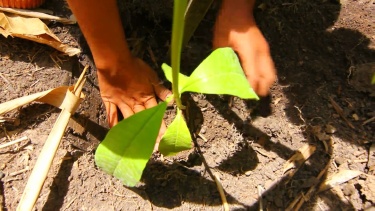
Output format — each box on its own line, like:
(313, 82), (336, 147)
(66, 0), (171, 150)
(213, 1), (276, 96)
(97, 57), (171, 146)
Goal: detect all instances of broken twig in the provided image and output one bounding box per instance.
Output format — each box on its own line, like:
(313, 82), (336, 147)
(9, 166), (30, 176)
(0, 136), (29, 149)
(193, 133), (229, 211)
(213, 173), (229, 211)
(197, 133), (208, 142)
(363, 116), (375, 126)
(328, 96), (355, 129)
(293, 162), (330, 211)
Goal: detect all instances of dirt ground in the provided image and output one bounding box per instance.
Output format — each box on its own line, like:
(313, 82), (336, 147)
(1, 0), (375, 210)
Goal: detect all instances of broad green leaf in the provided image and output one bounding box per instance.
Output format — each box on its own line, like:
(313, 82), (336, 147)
(159, 108), (192, 156)
(95, 102), (167, 187)
(185, 47), (258, 99)
(162, 48), (259, 100)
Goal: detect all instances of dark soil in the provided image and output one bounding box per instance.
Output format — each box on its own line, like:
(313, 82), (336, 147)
(1, 0), (374, 210)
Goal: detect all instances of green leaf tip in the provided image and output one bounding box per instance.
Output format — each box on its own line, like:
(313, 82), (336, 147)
(159, 108), (192, 156)
(95, 102), (167, 187)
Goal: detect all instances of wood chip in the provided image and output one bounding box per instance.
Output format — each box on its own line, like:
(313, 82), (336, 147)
(318, 169), (362, 192)
(68, 118), (85, 136)
(283, 144), (316, 174)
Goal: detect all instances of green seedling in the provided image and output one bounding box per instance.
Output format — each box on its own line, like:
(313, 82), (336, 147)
(94, 0), (259, 187)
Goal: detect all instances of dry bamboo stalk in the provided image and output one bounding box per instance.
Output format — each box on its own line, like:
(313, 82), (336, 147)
(0, 7), (76, 24)
(258, 185), (264, 211)
(17, 67), (87, 211)
(0, 187), (3, 211)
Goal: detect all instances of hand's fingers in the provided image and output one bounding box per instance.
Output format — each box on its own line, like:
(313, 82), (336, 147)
(247, 75), (260, 95)
(154, 83), (172, 101)
(242, 52), (276, 97)
(133, 103), (146, 113)
(104, 101), (118, 127)
(144, 97), (158, 109)
(241, 59), (260, 95)
(257, 57), (276, 96)
(141, 58), (171, 101)
(141, 97), (166, 152)
(237, 51), (261, 95)
(117, 103), (134, 119)
(143, 97), (166, 152)
(257, 74), (276, 97)
(257, 80), (269, 96)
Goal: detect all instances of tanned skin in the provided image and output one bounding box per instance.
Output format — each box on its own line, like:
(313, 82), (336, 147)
(66, 0), (276, 147)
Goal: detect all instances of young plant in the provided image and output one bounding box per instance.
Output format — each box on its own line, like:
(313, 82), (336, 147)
(94, 0), (258, 187)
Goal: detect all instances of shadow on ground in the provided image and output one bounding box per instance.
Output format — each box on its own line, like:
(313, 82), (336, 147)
(127, 0), (374, 210)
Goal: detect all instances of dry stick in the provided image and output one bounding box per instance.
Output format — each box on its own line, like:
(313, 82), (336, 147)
(328, 96), (355, 129)
(0, 136), (28, 149)
(286, 194), (302, 211)
(264, 166), (310, 209)
(63, 196), (78, 211)
(193, 133), (229, 211)
(0, 72), (11, 84)
(0, 7), (76, 24)
(287, 141), (333, 210)
(17, 66), (87, 211)
(197, 133), (208, 142)
(363, 116), (375, 126)
(9, 167), (30, 176)
(293, 162), (330, 211)
(213, 173), (229, 211)
(1, 127), (12, 142)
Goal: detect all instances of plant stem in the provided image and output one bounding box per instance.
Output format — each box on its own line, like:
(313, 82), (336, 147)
(171, 0), (188, 109)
